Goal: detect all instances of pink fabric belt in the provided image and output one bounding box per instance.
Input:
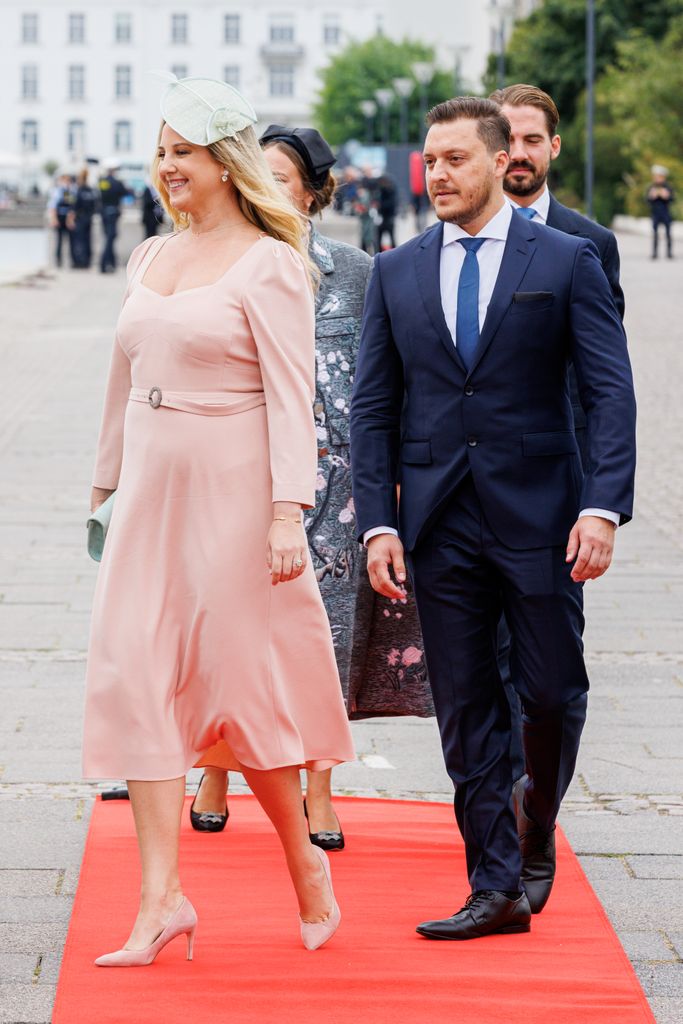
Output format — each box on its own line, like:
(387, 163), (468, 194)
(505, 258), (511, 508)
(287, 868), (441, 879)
(129, 387), (266, 417)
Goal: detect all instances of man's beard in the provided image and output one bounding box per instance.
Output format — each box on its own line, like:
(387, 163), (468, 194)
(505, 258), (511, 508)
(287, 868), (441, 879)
(433, 174), (495, 227)
(504, 160), (548, 197)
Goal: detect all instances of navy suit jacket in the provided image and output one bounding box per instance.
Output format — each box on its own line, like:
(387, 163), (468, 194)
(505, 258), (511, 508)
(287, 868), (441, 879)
(546, 194), (625, 438)
(349, 211), (636, 552)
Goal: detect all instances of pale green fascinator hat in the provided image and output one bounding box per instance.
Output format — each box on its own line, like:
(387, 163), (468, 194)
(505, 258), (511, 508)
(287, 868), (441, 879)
(155, 72), (257, 146)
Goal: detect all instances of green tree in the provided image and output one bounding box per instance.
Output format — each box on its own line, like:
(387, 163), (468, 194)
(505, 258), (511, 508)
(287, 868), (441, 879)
(484, 0), (683, 221)
(598, 19), (683, 218)
(313, 36), (453, 146)
(484, 0), (683, 122)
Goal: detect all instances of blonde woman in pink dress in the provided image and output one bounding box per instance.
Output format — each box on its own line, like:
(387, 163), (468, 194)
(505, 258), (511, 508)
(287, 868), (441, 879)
(83, 76), (355, 964)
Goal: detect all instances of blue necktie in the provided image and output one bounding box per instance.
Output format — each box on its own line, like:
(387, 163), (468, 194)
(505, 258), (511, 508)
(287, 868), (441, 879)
(516, 206), (537, 220)
(456, 238), (486, 369)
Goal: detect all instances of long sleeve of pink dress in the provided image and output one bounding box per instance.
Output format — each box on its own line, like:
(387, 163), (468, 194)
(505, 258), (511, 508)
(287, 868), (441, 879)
(243, 242), (317, 507)
(83, 234), (355, 780)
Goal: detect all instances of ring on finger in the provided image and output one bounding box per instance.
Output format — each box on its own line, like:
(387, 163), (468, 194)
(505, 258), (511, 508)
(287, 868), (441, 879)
(293, 557), (303, 568)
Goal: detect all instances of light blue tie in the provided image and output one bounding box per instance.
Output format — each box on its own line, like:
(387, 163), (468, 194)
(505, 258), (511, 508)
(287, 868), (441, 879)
(516, 206), (537, 220)
(456, 238), (486, 370)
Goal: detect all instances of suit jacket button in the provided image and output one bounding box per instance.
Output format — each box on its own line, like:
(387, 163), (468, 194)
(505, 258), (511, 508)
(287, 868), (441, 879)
(465, 386), (474, 396)
(467, 436), (478, 447)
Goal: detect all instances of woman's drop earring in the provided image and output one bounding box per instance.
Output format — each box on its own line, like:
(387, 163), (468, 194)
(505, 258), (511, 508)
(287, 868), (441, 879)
(221, 170), (229, 182)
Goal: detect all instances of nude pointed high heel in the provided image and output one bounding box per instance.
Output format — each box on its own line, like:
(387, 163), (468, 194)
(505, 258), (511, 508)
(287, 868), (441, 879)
(94, 897), (197, 967)
(300, 846), (341, 951)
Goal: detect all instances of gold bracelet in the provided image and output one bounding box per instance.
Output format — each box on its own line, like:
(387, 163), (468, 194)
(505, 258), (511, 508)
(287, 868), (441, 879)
(273, 516), (302, 524)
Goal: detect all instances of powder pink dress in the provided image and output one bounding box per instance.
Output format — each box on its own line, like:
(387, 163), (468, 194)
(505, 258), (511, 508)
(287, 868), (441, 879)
(83, 234), (356, 780)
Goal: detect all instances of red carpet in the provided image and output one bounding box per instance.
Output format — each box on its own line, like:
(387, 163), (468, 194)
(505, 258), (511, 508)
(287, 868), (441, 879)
(53, 796), (655, 1024)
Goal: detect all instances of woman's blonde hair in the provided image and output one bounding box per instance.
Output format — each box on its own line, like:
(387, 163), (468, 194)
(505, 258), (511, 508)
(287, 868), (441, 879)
(151, 122), (318, 286)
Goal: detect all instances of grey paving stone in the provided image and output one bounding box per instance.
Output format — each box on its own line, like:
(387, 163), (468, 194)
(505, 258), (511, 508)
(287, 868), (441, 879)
(0, 897), (72, 924)
(619, 932), (681, 962)
(627, 856), (683, 880)
(586, 879), (683, 932)
(0, 953), (42, 984)
(561, 812), (683, 855)
(578, 855), (631, 882)
(647, 998), (683, 1024)
(0, 922), (68, 954)
(0, 983), (55, 1024)
(634, 963), (683, 998)
(0, 871), (63, 898)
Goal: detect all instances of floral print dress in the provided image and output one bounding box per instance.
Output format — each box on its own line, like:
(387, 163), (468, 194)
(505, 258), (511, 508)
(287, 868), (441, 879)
(305, 226), (434, 719)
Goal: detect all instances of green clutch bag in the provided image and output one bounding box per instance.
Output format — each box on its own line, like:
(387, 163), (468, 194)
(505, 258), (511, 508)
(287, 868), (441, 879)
(87, 492), (116, 562)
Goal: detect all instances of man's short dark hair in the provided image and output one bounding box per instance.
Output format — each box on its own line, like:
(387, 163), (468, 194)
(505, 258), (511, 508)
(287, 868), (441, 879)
(426, 97), (510, 154)
(488, 84), (560, 138)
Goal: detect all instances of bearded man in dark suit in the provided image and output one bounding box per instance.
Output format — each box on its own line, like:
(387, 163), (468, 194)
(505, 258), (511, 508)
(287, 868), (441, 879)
(488, 84), (628, 792)
(489, 83), (624, 465)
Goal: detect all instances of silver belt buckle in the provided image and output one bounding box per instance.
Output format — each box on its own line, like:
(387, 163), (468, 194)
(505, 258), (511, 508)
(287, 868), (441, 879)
(148, 386), (162, 409)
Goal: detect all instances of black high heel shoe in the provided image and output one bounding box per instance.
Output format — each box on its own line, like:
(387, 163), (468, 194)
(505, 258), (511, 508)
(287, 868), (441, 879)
(303, 797), (345, 851)
(190, 773), (229, 833)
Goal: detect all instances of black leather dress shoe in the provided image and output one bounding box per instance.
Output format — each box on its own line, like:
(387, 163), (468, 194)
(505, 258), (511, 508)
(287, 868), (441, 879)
(189, 774), (229, 833)
(416, 890), (531, 940)
(303, 798), (345, 851)
(513, 776), (556, 914)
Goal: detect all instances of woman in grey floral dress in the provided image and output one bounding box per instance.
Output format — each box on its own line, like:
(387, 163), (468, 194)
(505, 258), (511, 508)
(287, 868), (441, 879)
(191, 126), (433, 845)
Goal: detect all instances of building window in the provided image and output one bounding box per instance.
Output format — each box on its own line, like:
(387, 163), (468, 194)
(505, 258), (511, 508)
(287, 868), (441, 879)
(68, 64), (86, 101)
(115, 64), (132, 99)
(22, 13), (39, 44)
(223, 65), (240, 89)
(171, 63), (188, 79)
(270, 19), (294, 43)
(114, 12), (132, 44)
(224, 14), (240, 44)
(67, 119), (86, 153)
(69, 13), (86, 44)
(21, 119), (39, 151)
(269, 64), (295, 97)
(114, 120), (132, 152)
(323, 17), (340, 46)
(171, 13), (188, 44)
(21, 64), (39, 101)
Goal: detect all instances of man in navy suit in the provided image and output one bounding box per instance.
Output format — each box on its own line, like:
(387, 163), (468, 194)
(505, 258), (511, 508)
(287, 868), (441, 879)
(489, 83), (627, 783)
(491, 82), (624, 469)
(350, 98), (636, 940)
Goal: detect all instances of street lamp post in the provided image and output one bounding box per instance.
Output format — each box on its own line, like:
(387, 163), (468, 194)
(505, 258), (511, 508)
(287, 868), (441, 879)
(451, 44), (470, 96)
(392, 77), (413, 144)
(585, 0), (596, 219)
(490, 3), (514, 90)
(374, 88), (394, 145)
(411, 61), (433, 141)
(359, 99), (377, 144)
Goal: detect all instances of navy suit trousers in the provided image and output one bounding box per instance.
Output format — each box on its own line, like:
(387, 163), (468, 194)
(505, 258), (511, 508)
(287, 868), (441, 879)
(409, 474), (588, 892)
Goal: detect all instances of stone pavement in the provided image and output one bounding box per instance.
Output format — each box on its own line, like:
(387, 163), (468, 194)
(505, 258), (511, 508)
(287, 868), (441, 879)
(0, 217), (681, 1023)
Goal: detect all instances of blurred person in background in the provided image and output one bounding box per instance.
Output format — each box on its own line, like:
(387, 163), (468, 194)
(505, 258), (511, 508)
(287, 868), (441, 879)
(98, 162), (129, 273)
(190, 124), (433, 847)
(375, 172), (398, 251)
(141, 178), (166, 239)
(72, 168), (98, 269)
(47, 173), (77, 268)
(647, 165), (674, 259)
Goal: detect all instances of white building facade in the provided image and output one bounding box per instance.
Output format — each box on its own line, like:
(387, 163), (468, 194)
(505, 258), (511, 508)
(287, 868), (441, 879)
(1, 0), (383, 182)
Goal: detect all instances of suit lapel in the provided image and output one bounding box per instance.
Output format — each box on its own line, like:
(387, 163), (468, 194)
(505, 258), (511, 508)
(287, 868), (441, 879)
(546, 194), (580, 235)
(468, 213), (537, 377)
(414, 223), (467, 374)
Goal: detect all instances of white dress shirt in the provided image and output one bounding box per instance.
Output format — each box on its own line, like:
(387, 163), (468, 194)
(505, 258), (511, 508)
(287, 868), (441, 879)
(363, 200), (618, 544)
